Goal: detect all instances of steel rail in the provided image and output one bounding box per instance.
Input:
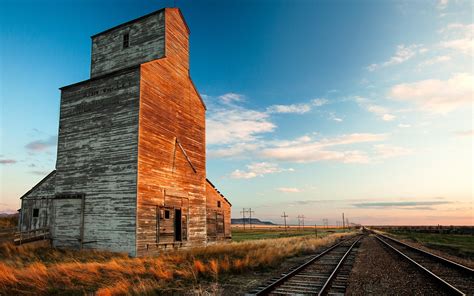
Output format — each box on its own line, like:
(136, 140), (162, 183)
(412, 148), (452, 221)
(375, 234), (466, 296)
(317, 235), (362, 296)
(253, 234), (361, 296)
(376, 232), (474, 274)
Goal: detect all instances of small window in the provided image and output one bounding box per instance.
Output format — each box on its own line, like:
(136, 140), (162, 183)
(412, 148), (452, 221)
(33, 208), (39, 218)
(122, 33), (129, 49)
(217, 201), (221, 208)
(164, 210), (170, 219)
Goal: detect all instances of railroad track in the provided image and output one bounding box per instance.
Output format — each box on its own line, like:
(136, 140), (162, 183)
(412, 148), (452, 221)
(248, 234), (364, 296)
(375, 232), (474, 296)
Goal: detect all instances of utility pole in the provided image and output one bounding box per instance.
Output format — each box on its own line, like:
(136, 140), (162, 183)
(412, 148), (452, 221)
(240, 208), (247, 230)
(342, 213), (345, 230)
(314, 224), (318, 238)
(248, 208), (255, 229)
(301, 215), (305, 230)
(297, 215), (302, 231)
(281, 212), (288, 233)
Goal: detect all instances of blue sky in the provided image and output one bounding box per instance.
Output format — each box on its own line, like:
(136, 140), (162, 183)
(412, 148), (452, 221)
(1, 0), (472, 225)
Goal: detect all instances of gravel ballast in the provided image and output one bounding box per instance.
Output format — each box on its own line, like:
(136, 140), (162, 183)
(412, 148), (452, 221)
(346, 234), (447, 295)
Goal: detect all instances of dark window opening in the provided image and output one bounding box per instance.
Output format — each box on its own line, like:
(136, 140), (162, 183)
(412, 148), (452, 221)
(33, 208), (39, 218)
(122, 33), (129, 49)
(174, 209), (182, 241)
(164, 210), (170, 219)
(217, 201), (221, 208)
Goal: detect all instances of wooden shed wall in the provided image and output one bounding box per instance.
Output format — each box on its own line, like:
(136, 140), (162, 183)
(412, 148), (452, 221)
(91, 10), (165, 78)
(136, 8), (206, 256)
(55, 67), (140, 256)
(20, 172), (56, 232)
(206, 181), (231, 240)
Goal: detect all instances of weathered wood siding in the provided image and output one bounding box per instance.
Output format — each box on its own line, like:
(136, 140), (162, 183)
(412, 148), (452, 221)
(55, 67), (140, 255)
(91, 10), (165, 78)
(206, 181), (231, 241)
(51, 198), (82, 247)
(20, 171), (56, 232)
(136, 8), (207, 256)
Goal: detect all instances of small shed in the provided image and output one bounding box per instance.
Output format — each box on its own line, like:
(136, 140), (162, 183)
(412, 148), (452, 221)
(206, 179), (231, 241)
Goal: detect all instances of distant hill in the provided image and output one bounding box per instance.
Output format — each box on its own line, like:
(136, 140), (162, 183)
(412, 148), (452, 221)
(231, 218), (276, 225)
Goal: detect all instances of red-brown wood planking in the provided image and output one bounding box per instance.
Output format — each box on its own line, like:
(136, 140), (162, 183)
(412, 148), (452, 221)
(137, 8), (207, 256)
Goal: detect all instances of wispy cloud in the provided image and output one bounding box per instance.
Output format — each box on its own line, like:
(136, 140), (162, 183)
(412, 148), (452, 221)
(354, 96), (396, 121)
(267, 103), (311, 114)
(329, 112), (343, 122)
(390, 73), (474, 114)
(207, 96), (275, 145)
(260, 133), (387, 163)
(373, 144), (413, 159)
(312, 98), (328, 106)
(437, 0), (449, 10)
(230, 162), (294, 179)
(439, 23), (474, 56)
(277, 187), (302, 193)
(25, 136), (57, 152)
(0, 159), (17, 164)
(353, 200), (451, 210)
(218, 93), (245, 104)
(367, 44), (426, 71)
(454, 129), (474, 137)
(418, 55), (451, 68)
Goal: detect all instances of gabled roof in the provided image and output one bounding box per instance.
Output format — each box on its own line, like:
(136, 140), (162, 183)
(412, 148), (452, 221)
(206, 179), (232, 206)
(20, 170), (56, 199)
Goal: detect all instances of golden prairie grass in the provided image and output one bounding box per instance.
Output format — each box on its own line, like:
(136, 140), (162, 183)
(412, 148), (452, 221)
(0, 232), (352, 295)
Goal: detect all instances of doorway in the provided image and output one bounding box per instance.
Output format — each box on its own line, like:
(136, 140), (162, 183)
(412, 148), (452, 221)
(174, 209), (182, 241)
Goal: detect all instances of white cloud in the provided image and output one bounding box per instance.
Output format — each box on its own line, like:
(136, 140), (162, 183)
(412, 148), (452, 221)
(330, 113), (343, 122)
(390, 73), (474, 113)
(373, 144), (412, 159)
(219, 93), (245, 104)
(230, 162), (294, 179)
(208, 142), (262, 158)
(267, 103), (311, 114)
(437, 0), (449, 10)
(367, 44), (426, 71)
(277, 187), (302, 193)
(418, 55), (451, 67)
(382, 114), (396, 121)
(354, 96), (396, 121)
(439, 23), (474, 56)
(312, 98), (328, 106)
(398, 123), (411, 128)
(260, 133), (386, 163)
(207, 103), (275, 145)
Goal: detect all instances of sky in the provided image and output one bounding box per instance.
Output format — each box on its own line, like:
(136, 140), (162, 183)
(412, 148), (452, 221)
(1, 0), (472, 225)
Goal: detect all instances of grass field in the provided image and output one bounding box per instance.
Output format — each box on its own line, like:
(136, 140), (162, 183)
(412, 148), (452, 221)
(385, 230), (474, 260)
(231, 226), (348, 242)
(0, 222), (353, 295)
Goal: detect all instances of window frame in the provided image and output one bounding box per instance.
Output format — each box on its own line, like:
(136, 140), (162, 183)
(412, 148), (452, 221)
(122, 33), (130, 49)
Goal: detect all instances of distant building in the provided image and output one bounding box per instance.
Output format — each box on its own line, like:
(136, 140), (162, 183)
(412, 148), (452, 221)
(19, 8), (231, 257)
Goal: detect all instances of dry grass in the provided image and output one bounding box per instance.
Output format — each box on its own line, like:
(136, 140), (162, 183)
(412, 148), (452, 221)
(0, 232), (352, 295)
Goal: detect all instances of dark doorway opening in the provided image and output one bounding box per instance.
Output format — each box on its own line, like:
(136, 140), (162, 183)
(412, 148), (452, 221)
(174, 209), (182, 241)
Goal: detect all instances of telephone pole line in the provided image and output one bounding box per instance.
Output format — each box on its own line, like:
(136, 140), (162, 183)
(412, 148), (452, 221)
(281, 212), (288, 232)
(342, 213), (345, 230)
(248, 208), (255, 229)
(240, 208), (247, 230)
